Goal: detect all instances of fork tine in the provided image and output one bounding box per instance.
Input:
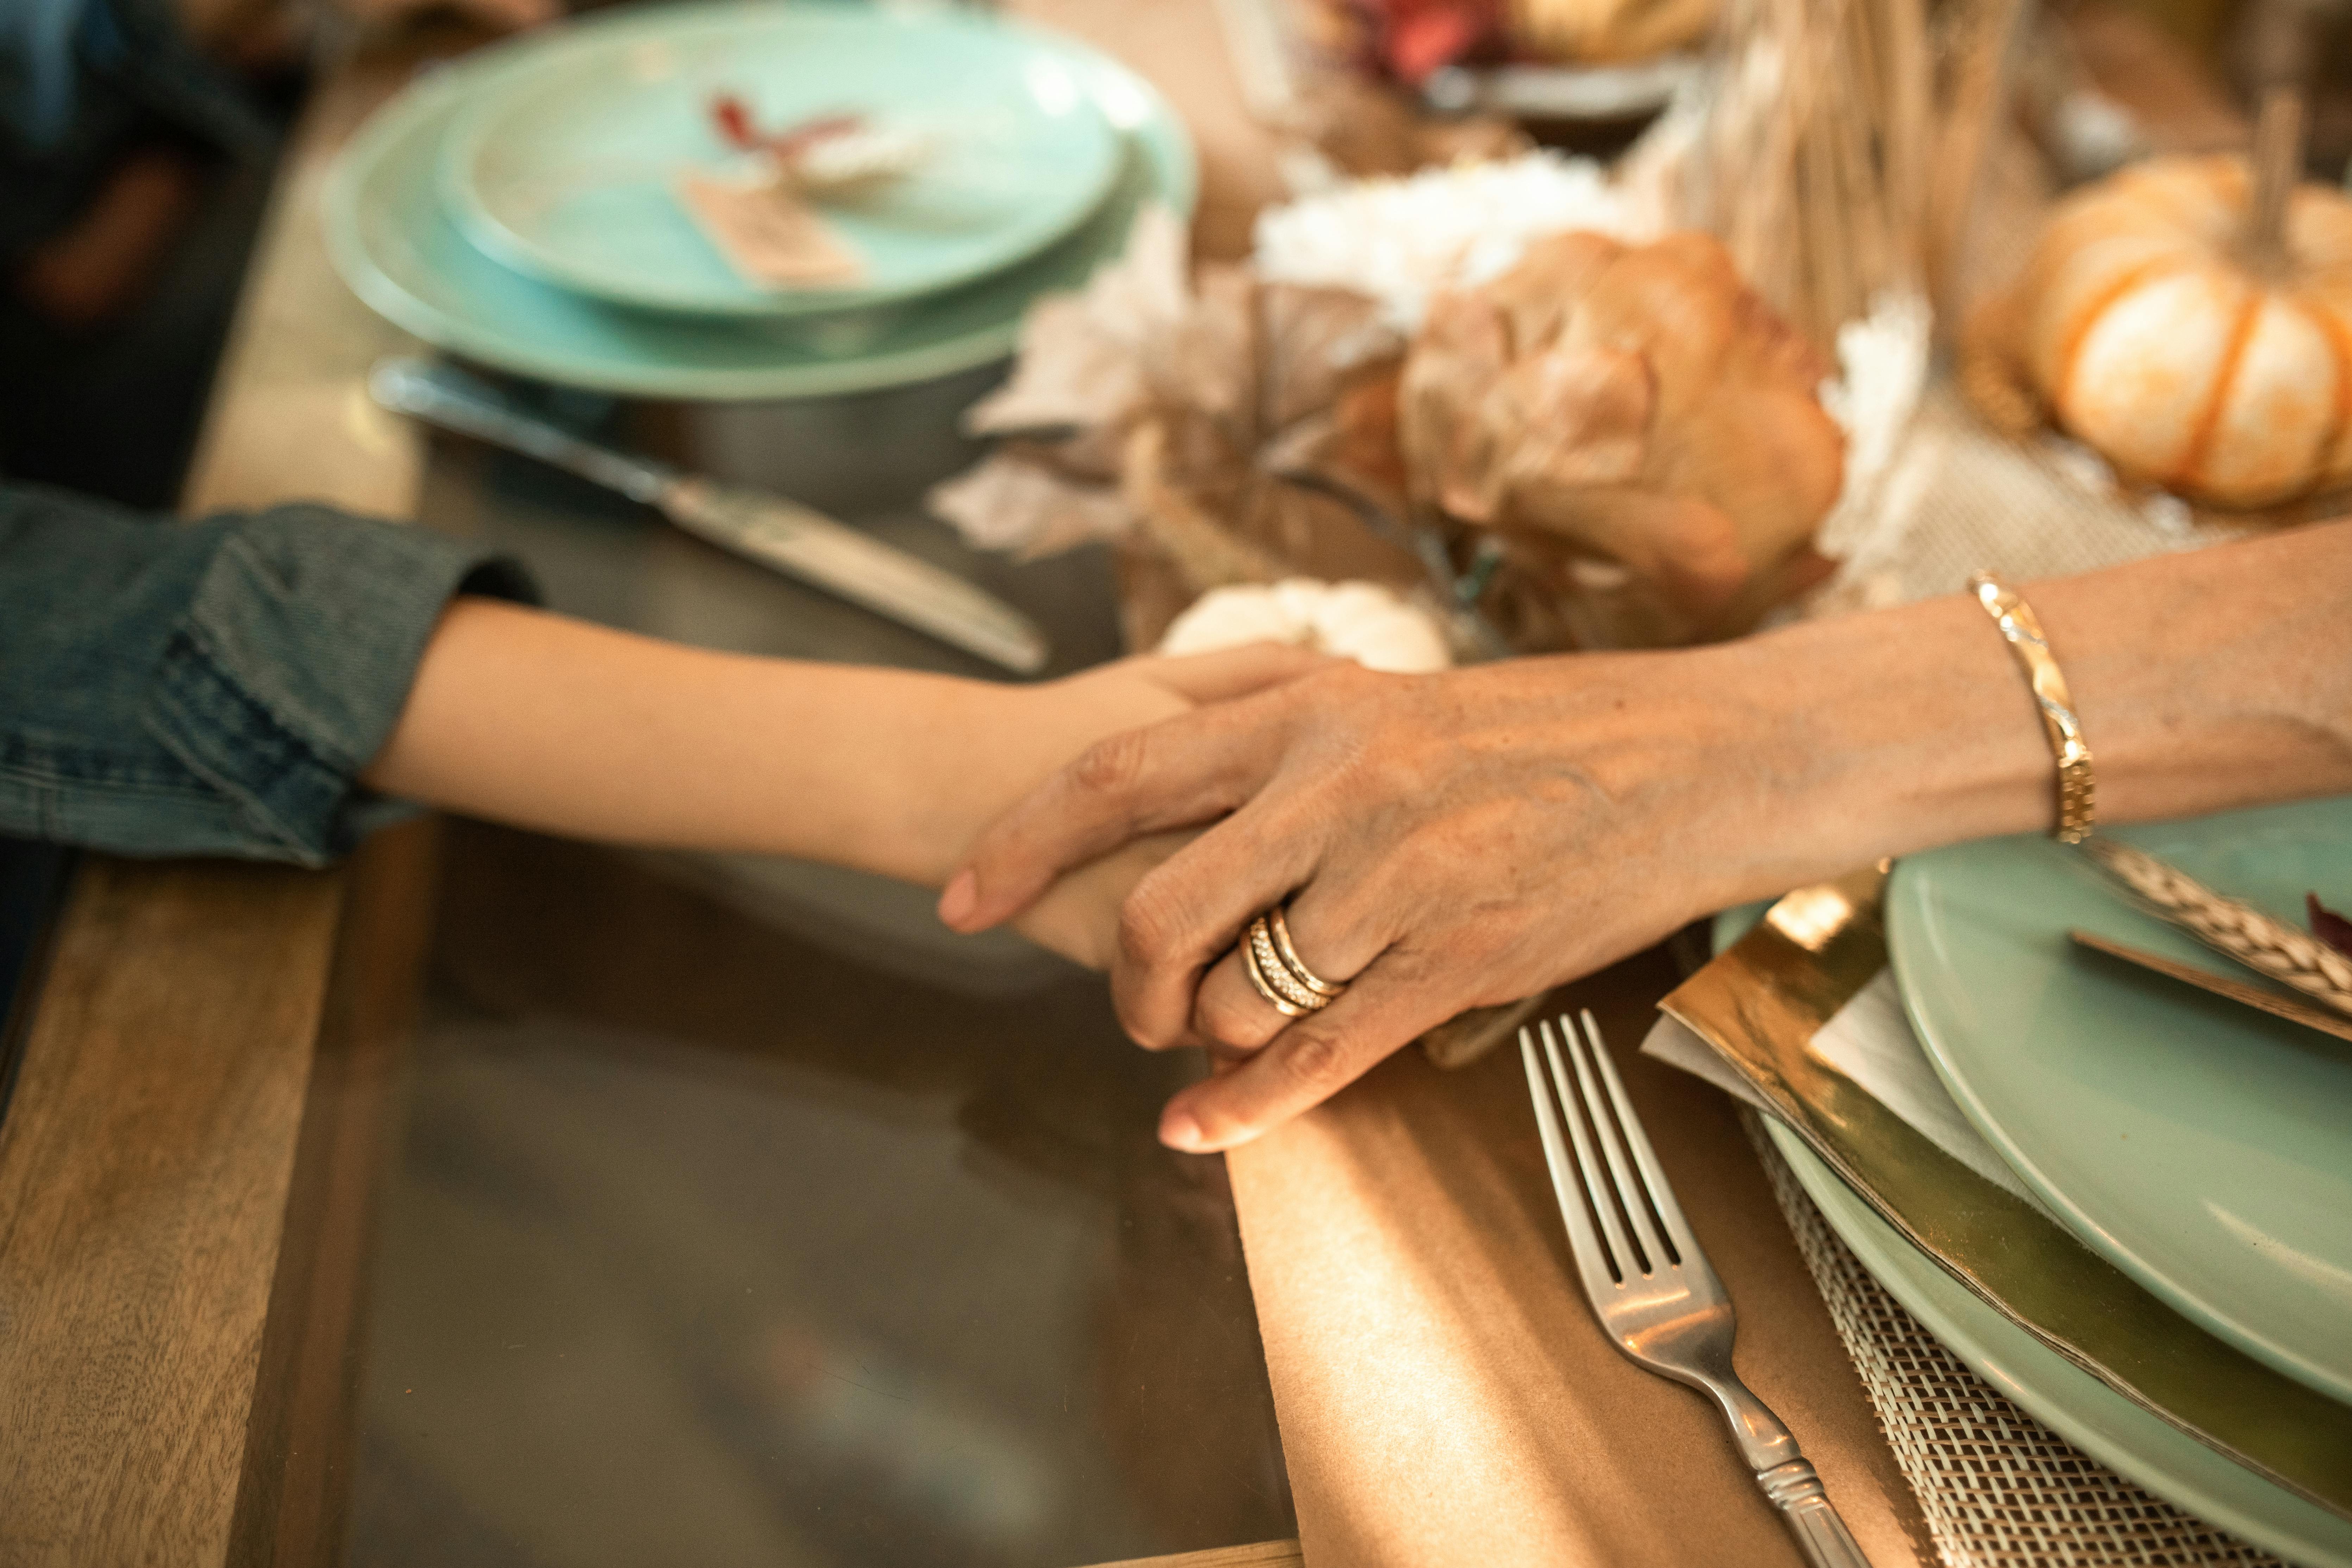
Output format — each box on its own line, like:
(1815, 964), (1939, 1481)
(1579, 1009), (1695, 1268)
(1562, 1011), (1668, 1277)
(1520, 1026), (1623, 1300)
(1539, 1015), (1646, 1287)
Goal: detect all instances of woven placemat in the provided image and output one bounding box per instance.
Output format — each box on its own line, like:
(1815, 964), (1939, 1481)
(1804, 386), (2259, 623)
(1744, 1113), (2290, 1568)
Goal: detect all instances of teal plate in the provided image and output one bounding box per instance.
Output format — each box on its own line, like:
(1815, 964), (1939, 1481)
(323, 21), (1193, 399)
(1765, 1118), (2352, 1568)
(1887, 798), (2352, 1404)
(441, 3), (1121, 318)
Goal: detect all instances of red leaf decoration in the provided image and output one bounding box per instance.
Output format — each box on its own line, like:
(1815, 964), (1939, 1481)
(708, 95), (865, 162)
(1386, 6), (1484, 82)
(2308, 893), (2352, 959)
(711, 93), (756, 151)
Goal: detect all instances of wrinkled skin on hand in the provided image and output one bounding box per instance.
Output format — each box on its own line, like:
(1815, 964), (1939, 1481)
(939, 519), (2352, 1153)
(941, 652), (1827, 1152)
(1400, 231), (1845, 642)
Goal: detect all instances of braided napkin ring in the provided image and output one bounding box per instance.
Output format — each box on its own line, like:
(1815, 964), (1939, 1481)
(2082, 838), (2352, 1018)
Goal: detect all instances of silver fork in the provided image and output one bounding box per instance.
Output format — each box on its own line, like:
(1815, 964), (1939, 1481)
(1522, 1011), (1871, 1568)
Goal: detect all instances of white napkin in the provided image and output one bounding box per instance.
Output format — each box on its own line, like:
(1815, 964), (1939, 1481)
(1643, 970), (2057, 1216)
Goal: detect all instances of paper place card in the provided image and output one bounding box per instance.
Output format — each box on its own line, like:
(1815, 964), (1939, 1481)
(674, 171), (864, 290)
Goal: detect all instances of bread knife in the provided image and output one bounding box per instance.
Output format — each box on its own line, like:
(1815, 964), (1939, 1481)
(368, 356), (1049, 675)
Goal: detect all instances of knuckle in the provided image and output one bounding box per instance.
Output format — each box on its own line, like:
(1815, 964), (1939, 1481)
(1115, 882), (1182, 970)
(1287, 664), (1377, 732)
(1280, 1025), (1355, 1094)
(1390, 830), (1453, 883)
(1196, 988), (1276, 1052)
(1069, 728), (1149, 799)
(1454, 898), (1537, 959)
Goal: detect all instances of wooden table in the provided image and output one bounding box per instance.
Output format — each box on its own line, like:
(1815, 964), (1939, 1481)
(0, 10), (1927, 1567)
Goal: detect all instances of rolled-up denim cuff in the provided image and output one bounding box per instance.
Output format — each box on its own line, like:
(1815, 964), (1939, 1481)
(142, 506), (535, 865)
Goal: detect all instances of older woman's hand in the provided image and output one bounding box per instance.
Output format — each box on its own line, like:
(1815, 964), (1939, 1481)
(940, 618), (2002, 1151)
(942, 525), (2352, 1153)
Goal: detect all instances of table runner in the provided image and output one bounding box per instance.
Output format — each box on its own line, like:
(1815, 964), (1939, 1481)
(1748, 1117), (2287, 1568)
(1226, 955), (1932, 1567)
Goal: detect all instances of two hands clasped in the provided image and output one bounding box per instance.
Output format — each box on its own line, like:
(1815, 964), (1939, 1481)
(932, 627), (1952, 1156)
(370, 602), (1788, 1157)
(930, 520), (2352, 1155)
(370, 522), (2352, 1160)
(938, 653), (1775, 1156)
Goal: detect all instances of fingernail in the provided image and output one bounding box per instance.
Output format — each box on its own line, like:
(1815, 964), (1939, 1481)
(1160, 1111), (1205, 1151)
(937, 870), (977, 928)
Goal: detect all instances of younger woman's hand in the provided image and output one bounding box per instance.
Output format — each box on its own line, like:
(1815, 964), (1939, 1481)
(987, 642), (1331, 972)
(1030, 643), (1336, 733)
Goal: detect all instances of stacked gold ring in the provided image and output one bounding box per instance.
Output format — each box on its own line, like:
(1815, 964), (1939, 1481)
(1241, 906), (1347, 1018)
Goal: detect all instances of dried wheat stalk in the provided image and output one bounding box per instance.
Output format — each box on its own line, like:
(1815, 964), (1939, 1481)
(1690, 0), (1934, 351)
(2079, 838), (2352, 1018)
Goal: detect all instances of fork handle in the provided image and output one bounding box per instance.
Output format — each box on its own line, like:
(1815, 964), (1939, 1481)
(1758, 1460), (1872, 1568)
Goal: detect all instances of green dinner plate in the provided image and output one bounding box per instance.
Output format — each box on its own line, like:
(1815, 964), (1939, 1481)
(440, 3), (1121, 318)
(1765, 1119), (2352, 1568)
(1887, 798), (2352, 1404)
(322, 18), (1193, 399)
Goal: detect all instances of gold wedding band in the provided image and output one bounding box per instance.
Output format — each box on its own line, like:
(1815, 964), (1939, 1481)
(1268, 907), (1345, 997)
(1243, 934), (1315, 1017)
(1241, 905), (1348, 1018)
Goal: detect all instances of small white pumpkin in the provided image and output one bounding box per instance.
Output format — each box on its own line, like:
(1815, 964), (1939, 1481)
(1966, 153), (2352, 507)
(1158, 579), (1453, 673)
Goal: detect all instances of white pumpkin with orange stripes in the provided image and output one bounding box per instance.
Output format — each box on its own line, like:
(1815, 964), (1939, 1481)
(1964, 154), (2352, 508)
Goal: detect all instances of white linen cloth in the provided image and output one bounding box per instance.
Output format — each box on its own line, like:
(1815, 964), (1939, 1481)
(1641, 969), (2057, 1216)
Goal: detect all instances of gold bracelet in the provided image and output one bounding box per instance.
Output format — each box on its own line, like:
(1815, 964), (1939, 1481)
(1968, 572), (2096, 844)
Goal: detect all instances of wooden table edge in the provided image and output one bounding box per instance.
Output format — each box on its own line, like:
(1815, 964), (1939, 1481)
(0, 34), (439, 1567)
(0, 19), (1911, 1567)
(0, 18), (1309, 1564)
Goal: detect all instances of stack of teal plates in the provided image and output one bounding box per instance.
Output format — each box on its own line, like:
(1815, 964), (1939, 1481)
(1753, 795), (2352, 1566)
(325, 1), (1195, 399)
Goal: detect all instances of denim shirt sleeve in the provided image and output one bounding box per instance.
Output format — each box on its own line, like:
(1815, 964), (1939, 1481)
(1, 482), (538, 864)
